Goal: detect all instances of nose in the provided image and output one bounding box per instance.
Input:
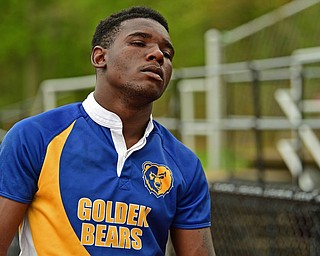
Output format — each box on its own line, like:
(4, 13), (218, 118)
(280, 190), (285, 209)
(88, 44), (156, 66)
(147, 47), (164, 65)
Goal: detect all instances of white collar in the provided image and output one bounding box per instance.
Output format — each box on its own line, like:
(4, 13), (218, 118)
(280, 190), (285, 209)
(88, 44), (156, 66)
(82, 92), (154, 134)
(82, 92), (154, 177)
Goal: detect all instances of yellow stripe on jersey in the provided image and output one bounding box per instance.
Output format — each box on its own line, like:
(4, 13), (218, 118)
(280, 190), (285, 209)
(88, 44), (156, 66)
(27, 121), (90, 255)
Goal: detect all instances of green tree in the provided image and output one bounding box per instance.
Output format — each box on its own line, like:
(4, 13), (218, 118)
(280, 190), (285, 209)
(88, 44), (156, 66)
(0, 0), (299, 108)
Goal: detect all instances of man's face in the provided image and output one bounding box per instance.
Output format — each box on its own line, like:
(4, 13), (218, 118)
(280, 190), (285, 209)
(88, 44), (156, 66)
(104, 18), (174, 105)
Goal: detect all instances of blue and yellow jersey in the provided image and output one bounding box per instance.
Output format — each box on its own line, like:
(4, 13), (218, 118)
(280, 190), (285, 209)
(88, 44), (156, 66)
(0, 93), (211, 255)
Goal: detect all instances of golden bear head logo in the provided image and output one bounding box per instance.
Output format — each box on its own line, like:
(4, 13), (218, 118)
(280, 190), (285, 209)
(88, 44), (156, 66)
(142, 162), (173, 197)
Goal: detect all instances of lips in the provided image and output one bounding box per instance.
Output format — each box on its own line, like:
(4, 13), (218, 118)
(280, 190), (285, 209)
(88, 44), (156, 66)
(141, 65), (164, 81)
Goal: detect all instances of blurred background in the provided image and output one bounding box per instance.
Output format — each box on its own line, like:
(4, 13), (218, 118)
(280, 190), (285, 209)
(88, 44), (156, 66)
(2, 0), (320, 255)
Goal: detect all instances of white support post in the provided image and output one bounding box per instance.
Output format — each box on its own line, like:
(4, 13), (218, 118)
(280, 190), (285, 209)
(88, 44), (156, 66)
(39, 75), (96, 111)
(277, 139), (303, 178)
(178, 79), (206, 151)
(41, 84), (56, 112)
(205, 29), (221, 171)
(299, 125), (320, 168)
(274, 89), (302, 127)
(179, 80), (196, 151)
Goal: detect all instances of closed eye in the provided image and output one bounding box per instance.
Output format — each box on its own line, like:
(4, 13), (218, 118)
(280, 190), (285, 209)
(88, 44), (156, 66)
(130, 41), (146, 47)
(162, 51), (173, 60)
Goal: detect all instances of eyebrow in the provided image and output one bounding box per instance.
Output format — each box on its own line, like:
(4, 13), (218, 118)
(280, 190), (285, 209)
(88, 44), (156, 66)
(127, 32), (175, 55)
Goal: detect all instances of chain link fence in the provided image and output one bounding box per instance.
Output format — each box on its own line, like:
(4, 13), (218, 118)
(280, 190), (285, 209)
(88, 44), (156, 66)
(210, 180), (320, 256)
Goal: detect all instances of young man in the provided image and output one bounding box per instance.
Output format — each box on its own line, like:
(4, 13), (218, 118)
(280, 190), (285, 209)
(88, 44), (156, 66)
(0, 6), (215, 256)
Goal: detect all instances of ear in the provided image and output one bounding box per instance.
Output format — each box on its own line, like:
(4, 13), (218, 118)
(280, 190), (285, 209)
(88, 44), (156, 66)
(91, 46), (107, 68)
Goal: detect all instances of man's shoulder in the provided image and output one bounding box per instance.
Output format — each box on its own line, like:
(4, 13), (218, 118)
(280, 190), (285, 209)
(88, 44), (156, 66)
(8, 102), (84, 142)
(152, 120), (199, 160)
(34, 102), (83, 121)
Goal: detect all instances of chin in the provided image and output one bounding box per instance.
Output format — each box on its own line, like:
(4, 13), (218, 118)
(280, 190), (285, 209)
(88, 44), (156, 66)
(123, 82), (165, 101)
(139, 91), (163, 104)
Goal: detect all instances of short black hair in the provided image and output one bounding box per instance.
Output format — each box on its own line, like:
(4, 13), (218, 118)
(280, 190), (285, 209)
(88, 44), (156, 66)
(91, 6), (169, 50)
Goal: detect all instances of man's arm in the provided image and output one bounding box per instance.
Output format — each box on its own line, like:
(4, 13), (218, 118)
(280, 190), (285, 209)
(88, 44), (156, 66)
(0, 196), (28, 256)
(170, 227), (216, 256)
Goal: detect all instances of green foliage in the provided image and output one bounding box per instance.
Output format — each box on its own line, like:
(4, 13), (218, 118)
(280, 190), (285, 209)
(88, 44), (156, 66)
(0, 0), (312, 107)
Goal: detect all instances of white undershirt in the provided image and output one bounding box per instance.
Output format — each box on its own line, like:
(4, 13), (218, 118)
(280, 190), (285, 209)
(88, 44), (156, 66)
(82, 92), (154, 177)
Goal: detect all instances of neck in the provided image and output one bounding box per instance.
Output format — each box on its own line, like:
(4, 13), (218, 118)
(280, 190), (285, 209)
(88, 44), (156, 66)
(121, 110), (151, 149)
(93, 90), (153, 149)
